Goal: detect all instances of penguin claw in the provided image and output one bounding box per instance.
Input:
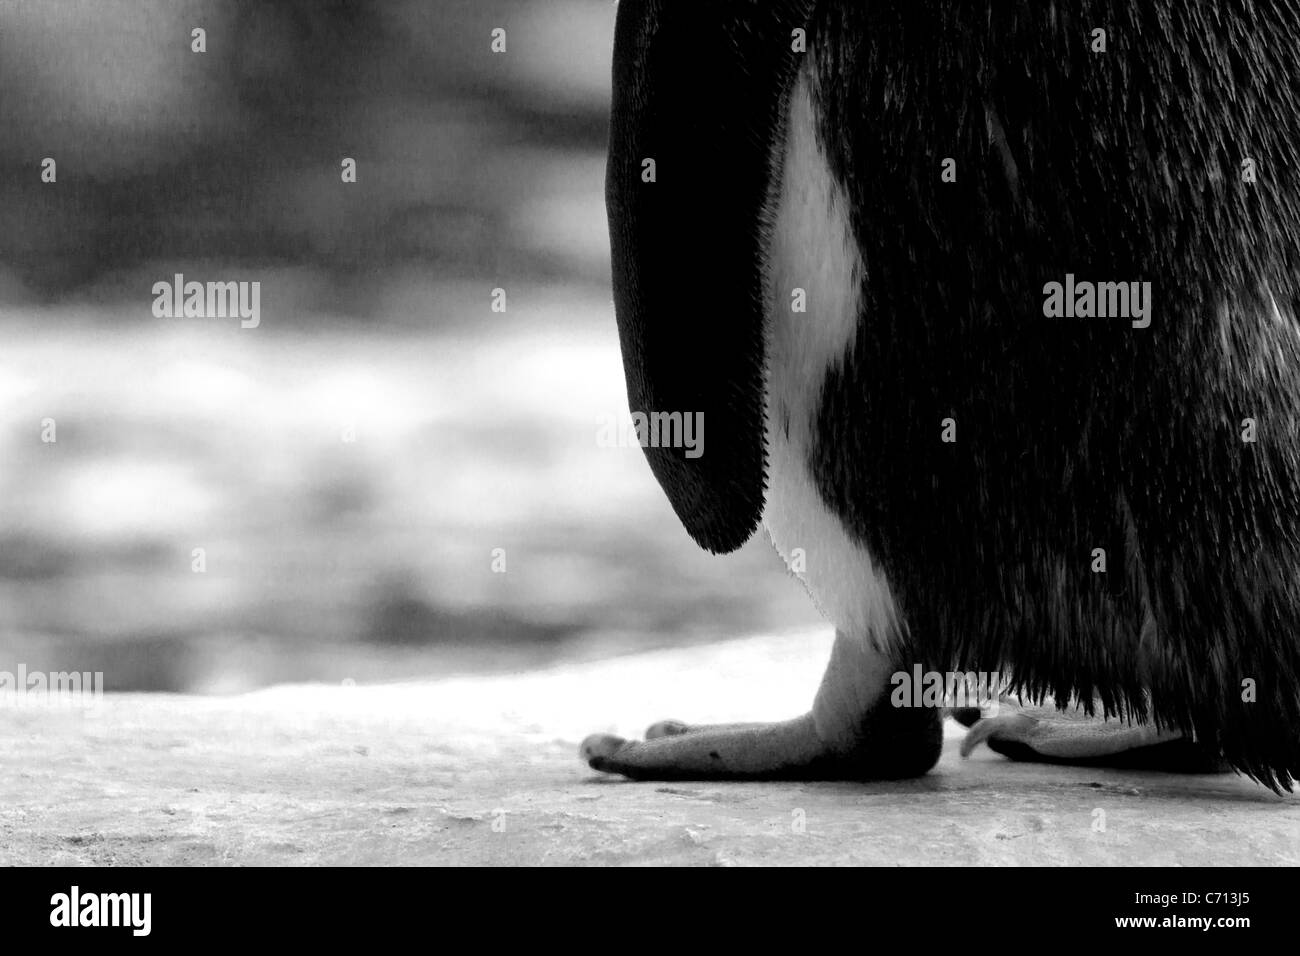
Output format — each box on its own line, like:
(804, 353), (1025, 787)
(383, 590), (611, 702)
(959, 713), (1038, 758)
(578, 723), (692, 774)
(645, 719), (690, 739)
(579, 733), (629, 772)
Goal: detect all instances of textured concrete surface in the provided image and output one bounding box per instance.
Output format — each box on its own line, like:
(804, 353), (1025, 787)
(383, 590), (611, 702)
(2, 629), (1296, 866)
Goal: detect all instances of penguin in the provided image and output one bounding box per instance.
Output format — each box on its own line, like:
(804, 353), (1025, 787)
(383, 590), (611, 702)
(581, 0), (1300, 791)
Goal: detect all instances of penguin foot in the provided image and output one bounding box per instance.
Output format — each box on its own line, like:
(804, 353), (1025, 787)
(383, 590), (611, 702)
(957, 697), (1230, 772)
(580, 714), (834, 781)
(580, 631), (944, 781)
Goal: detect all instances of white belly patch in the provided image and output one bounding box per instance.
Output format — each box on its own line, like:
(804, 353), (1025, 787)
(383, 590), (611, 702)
(760, 64), (902, 652)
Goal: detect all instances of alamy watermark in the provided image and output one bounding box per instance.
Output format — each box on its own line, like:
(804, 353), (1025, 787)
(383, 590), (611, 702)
(1043, 274), (1152, 329)
(151, 273), (260, 328)
(0, 665), (104, 711)
(50, 886), (151, 936)
(597, 410), (705, 458)
(890, 665), (1003, 713)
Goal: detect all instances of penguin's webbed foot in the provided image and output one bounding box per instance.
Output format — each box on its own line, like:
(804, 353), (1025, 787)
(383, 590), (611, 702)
(580, 715), (843, 781)
(579, 631), (945, 781)
(580, 699), (946, 780)
(956, 697), (1229, 773)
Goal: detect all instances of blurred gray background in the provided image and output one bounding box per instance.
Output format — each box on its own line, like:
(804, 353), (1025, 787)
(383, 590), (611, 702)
(0, 0), (816, 692)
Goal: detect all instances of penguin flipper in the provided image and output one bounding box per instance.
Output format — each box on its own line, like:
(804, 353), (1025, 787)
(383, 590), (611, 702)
(958, 697), (1230, 773)
(606, 0), (815, 554)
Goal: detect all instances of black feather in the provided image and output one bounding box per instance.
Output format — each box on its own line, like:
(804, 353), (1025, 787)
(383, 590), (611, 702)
(807, 0), (1300, 790)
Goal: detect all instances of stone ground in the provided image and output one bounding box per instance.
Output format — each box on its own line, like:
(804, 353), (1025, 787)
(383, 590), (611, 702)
(3, 629), (1296, 866)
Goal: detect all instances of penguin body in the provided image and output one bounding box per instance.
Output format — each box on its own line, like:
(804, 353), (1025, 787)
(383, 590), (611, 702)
(762, 66), (898, 648)
(591, 0), (1300, 790)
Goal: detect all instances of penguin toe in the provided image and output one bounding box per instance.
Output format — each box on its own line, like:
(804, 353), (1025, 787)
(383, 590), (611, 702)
(958, 713), (1037, 758)
(645, 719), (691, 739)
(579, 733), (629, 771)
(958, 698), (1194, 767)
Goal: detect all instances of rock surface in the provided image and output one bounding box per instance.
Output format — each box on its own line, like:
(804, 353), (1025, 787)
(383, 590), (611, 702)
(3, 629), (1296, 866)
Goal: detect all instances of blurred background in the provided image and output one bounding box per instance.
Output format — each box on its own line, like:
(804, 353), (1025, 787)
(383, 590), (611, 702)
(0, 0), (817, 693)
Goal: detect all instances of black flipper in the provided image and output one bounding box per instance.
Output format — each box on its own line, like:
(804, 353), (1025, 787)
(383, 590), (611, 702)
(607, 0), (814, 553)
